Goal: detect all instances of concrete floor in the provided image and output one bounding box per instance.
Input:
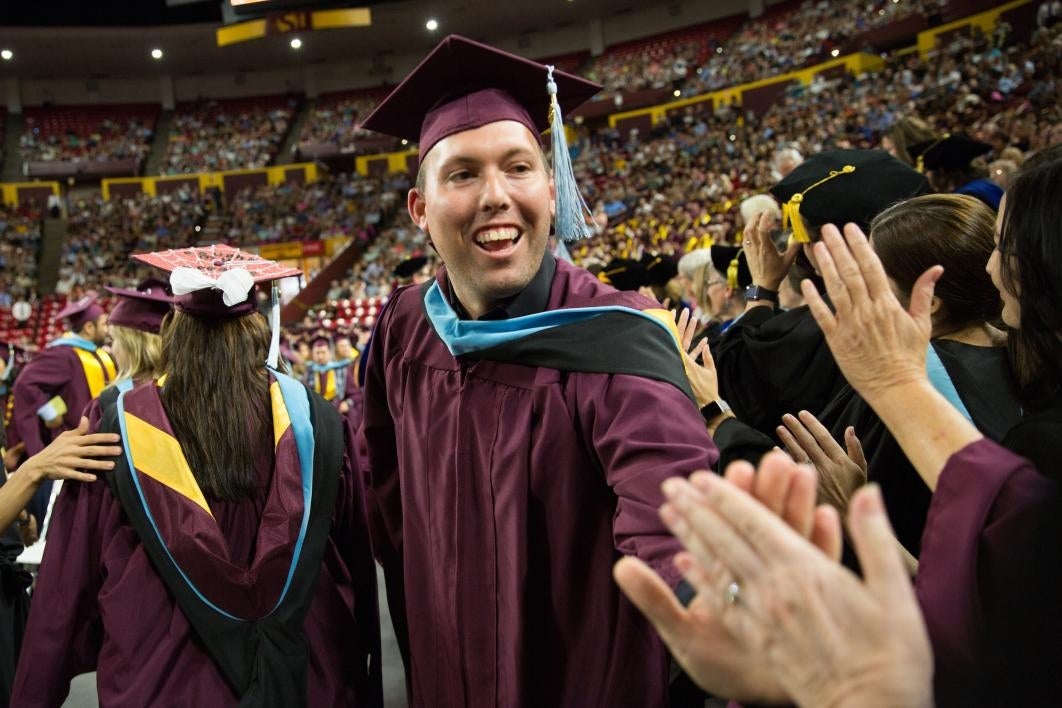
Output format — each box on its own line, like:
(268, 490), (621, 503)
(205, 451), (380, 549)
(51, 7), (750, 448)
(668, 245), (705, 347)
(61, 565), (408, 707)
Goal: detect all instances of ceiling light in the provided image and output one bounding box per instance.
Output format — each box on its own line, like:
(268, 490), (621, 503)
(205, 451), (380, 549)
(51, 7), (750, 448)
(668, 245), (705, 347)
(673, 89), (681, 97)
(151, 48), (164, 60)
(831, 48), (840, 57)
(0, 50), (12, 61)
(401, 139), (409, 145)
(426, 18), (439, 31)
(290, 37), (302, 49)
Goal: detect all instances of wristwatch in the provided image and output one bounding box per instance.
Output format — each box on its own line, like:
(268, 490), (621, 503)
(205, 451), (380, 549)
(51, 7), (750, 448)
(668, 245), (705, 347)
(744, 284), (779, 304)
(700, 398), (732, 423)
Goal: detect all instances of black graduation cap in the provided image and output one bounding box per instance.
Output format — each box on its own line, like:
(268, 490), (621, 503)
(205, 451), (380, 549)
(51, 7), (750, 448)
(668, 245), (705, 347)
(640, 253), (679, 287)
(770, 149), (929, 243)
(710, 246), (752, 290)
(599, 258), (649, 292)
(908, 133), (992, 172)
(393, 255), (430, 279)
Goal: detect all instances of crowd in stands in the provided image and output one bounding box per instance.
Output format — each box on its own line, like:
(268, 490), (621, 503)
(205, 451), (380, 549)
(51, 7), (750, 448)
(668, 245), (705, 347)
(296, 88), (394, 154)
(584, 0), (944, 96)
(0, 203), (44, 306)
(18, 105), (157, 164)
(2, 1), (1057, 346)
(161, 95), (298, 174)
(567, 14), (1059, 269)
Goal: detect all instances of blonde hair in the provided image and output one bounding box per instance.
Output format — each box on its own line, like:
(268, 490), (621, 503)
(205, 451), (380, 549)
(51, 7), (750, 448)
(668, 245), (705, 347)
(111, 325), (164, 383)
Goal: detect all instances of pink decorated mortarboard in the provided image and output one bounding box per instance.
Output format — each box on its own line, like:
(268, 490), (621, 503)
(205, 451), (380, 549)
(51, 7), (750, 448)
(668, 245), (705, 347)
(54, 292), (105, 331)
(132, 244), (301, 318)
(133, 245), (302, 369)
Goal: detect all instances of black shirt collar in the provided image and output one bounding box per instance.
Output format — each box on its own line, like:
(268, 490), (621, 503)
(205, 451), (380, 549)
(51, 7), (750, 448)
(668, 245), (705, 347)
(448, 251), (556, 321)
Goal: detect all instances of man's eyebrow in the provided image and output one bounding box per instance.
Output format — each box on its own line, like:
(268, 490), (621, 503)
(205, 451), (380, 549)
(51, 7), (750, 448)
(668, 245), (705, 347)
(437, 146), (538, 169)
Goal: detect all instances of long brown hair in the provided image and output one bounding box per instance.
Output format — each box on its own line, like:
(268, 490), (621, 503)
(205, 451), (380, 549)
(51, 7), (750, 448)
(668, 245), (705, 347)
(871, 194), (1000, 336)
(159, 310), (272, 500)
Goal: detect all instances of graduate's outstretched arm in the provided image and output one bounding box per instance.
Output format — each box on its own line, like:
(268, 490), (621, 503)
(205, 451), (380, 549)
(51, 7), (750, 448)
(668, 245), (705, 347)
(0, 416), (120, 533)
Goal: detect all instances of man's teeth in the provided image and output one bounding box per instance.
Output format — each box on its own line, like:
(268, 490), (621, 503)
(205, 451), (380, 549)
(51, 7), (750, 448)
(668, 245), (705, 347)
(476, 228), (519, 243)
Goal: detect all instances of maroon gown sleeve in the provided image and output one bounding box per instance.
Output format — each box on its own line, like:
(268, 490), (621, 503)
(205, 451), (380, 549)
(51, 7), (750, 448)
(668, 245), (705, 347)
(916, 438), (1062, 706)
(577, 372), (718, 588)
(11, 478), (113, 706)
(332, 418), (382, 705)
(12, 349), (76, 457)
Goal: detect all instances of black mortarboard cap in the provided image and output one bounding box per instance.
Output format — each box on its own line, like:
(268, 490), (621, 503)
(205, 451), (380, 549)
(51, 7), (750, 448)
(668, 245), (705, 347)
(393, 255), (430, 279)
(599, 258), (649, 292)
(640, 253), (679, 287)
(908, 133), (992, 172)
(771, 149), (928, 242)
(710, 246), (752, 290)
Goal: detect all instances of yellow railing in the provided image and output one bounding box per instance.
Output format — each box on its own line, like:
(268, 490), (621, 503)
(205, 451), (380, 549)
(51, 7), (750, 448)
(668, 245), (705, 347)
(608, 51), (887, 128)
(100, 162), (320, 200)
(354, 149), (418, 177)
(0, 181), (61, 207)
(916, 0), (1032, 57)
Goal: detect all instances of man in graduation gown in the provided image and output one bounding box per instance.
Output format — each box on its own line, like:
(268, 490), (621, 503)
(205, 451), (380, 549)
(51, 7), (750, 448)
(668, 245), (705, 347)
(11, 293), (115, 522)
(357, 36), (716, 708)
(305, 336), (358, 415)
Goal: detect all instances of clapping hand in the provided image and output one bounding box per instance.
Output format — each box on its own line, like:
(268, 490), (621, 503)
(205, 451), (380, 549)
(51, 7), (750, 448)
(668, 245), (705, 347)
(615, 453), (835, 703)
(652, 464), (934, 708)
(676, 308), (719, 408)
(777, 411), (867, 514)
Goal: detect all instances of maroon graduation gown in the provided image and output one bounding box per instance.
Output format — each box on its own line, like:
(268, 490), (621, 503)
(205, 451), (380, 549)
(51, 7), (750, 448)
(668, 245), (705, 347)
(11, 388), (380, 708)
(916, 438), (1062, 706)
(12, 346), (104, 456)
(359, 258), (718, 707)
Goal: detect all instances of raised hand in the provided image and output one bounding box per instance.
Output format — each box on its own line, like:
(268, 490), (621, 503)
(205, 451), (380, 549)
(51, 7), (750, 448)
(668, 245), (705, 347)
(676, 308), (718, 408)
(743, 211), (800, 292)
(802, 223), (939, 401)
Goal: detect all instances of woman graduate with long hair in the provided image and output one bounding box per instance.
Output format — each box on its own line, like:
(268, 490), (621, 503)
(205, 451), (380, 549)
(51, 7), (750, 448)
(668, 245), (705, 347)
(12, 245), (381, 708)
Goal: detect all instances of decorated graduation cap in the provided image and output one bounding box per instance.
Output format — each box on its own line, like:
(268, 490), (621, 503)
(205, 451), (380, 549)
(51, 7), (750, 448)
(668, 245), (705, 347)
(908, 133), (992, 173)
(133, 244), (302, 369)
(393, 255), (430, 280)
(710, 246), (752, 290)
(599, 258), (649, 292)
(54, 292), (105, 331)
(105, 278), (174, 335)
(360, 34), (602, 241)
(641, 254), (679, 288)
(771, 149), (928, 244)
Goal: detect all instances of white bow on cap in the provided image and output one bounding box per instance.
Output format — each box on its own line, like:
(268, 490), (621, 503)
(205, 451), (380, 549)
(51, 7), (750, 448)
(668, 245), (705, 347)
(169, 267), (255, 307)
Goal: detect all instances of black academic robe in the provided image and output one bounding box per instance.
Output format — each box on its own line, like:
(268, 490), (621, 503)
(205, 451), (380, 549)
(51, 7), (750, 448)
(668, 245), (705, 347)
(714, 305), (844, 438)
(819, 340), (1022, 555)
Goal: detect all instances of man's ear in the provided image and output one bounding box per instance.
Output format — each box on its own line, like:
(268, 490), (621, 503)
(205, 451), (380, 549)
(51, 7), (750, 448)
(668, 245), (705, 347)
(408, 187), (428, 232)
(548, 174), (556, 221)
